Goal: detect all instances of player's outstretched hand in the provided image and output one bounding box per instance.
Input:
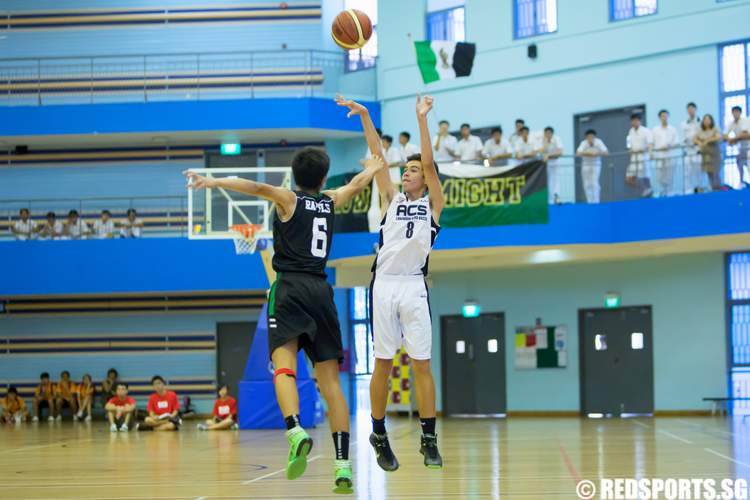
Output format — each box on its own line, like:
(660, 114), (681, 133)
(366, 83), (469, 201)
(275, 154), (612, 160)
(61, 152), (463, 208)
(183, 170), (217, 190)
(416, 94), (434, 118)
(364, 155), (386, 173)
(335, 94), (368, 118)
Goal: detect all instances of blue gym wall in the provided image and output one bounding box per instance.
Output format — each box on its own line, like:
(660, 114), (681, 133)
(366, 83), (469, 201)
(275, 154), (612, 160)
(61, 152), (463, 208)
(427, 252), (727, 413)
(375, 0), (750, 151)
(0, 1), (323, 57)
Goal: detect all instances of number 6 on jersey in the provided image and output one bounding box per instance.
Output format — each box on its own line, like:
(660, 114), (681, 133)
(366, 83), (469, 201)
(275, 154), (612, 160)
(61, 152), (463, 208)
(311, 217), (328, 257)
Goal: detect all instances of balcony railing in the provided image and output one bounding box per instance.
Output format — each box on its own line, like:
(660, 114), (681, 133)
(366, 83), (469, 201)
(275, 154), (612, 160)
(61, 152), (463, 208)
(0, 49), (377, 106)
(1, 148), (746, 240)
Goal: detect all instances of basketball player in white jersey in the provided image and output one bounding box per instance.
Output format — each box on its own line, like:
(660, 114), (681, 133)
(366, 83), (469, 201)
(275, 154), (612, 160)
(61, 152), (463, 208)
(336, 94), (444, 470)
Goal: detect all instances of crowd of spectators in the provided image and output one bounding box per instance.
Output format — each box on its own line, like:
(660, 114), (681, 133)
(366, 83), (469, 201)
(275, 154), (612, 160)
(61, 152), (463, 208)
(0, 368), (238, 432)
(11, 208), (144, 241)
(365, 102), (750, 204)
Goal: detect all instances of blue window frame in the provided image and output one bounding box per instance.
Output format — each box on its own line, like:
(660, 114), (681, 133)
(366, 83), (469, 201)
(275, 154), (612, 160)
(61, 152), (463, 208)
(610, 0), (657, 22)
(350, 287), (374, 375)
(514, 0), (557, 39)
(718, 39), (750, 188)
(427, 6), (465, 42)
(728, 253), (750, 415)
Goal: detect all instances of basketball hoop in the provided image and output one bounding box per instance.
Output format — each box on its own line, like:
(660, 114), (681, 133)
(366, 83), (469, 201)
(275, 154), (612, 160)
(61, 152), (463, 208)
(230, 223), (264, 255)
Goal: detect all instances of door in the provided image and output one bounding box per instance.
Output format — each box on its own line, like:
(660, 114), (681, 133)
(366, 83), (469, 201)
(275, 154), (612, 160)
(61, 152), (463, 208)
(217, 321), (257, 398)
(574, 105), (646, 202)
(441, 313), (506, 416)
(579, 306), (654, 416)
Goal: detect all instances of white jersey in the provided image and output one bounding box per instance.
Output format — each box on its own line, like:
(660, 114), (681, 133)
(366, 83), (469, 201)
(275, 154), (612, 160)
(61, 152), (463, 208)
(373, 193), (439, 276)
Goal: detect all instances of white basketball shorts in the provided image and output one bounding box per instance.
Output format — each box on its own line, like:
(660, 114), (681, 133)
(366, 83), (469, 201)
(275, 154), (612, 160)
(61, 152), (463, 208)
(371, 274), (432, 360)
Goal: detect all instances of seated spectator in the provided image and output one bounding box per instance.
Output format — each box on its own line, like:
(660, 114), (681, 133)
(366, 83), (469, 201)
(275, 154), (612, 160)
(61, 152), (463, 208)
(141, 375), (180, 431)
(538, 126), (564, 204)
(37, 212), (63, 240)
(433, 120), (458, 162)
(100, 368), (119, 405)
(197, 384), (238, 431)
(1, 387), (29, 424)
(93, 210), (116, 239)
(694, 114), (723, 191)
(120, 208), (144, 238)
(55, 370), (78, 421)
(105, 382), (136, 432)
(398, 131), (420, 163)
(75, 374), (95, 422)
(576, 129), (609, 204)
(514, 126), (537, 163)
(456, 123), (483, 162)
(63, 210), (91, 240)
(11, 208), (36, 240)
(32, 372), (56, 422)
(482, 127), (513, 166)
(626, 113), (654, 197)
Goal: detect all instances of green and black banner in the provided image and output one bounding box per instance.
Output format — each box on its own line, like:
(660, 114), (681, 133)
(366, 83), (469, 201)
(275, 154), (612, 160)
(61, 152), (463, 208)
(437, 160), (548, 228)
(327, 160), (548, 233)
(325, 172), (373, 233)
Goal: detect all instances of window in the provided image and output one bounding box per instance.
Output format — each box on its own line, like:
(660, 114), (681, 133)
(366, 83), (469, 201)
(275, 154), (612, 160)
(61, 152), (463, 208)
(718, 40), (750, 188)
(514, 0), (557, 39)
(427, 0), (465, 42)
(728, 253), (750, 414)
(345, 0), (377, 72)
(594, 334), (607, 351)
(350, 287), (374, 374)
(631, 333), (644, 350)
(610, 0), (657, 22)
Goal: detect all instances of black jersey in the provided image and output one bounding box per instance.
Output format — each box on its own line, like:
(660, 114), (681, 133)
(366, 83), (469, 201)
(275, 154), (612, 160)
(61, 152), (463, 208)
(272, 191), (334, 277)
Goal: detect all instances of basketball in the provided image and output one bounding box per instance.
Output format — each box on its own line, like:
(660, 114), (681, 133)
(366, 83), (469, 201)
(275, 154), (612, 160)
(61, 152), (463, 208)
(331, 9), (372, 50)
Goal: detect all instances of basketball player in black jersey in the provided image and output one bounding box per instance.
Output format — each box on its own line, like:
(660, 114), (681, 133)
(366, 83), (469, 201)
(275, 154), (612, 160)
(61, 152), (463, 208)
(184, 150), (385, 494)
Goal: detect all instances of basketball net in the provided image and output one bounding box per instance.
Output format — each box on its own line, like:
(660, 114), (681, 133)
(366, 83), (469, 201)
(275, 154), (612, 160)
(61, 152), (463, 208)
(230, 223), (264, 255)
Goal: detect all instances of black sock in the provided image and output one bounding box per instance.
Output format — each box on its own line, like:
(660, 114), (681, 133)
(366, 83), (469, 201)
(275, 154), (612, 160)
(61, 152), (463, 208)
(284, 414), (301, 430)
(332, 431), (350, 460)
(420, 417), (436, 435)
(372, 415), (386, 435)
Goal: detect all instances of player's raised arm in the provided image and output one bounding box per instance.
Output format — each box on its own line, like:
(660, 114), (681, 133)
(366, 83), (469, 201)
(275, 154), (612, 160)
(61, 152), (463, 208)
(416, 95), (445, 220)
(183, 171), (297, 220)
(335, 95), (396, 210)
(322, 155), (386, 207)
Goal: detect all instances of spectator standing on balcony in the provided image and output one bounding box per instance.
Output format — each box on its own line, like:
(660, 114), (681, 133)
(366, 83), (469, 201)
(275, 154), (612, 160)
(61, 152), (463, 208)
(456, 123), (483, 162)
(93, 210), (116, 239)
(694, 114), (723, 191)
(37, 212), (63, 240)
(398, 132), (420, 163)
(1, 387), (29, 424)
(510, 119), (526, 150)
(63, 210), (91, 240)
(433, 120), (458, 162)
(482, 127), (513, 166)
(651, 110), (679, 197)
(681, 102), (703, 193)
(120, 208), (144, 238)
(724, 105), (750, 188)
(360, 128), (383, 166)
(626, 113), (654, 197)
(576, 129), (609, 204)
(538, 126), (564, 204)
(381, 135), (404, 186)
(12, 208), (36, 240)
(514, 126), (537, 164)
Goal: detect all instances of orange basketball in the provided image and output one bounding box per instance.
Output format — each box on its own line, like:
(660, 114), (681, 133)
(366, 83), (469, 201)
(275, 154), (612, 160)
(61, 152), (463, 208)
(331, 9), (372, 50)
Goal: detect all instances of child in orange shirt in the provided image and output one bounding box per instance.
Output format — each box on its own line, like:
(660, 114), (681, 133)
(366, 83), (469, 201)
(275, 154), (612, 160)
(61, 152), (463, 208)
(75, 374), (95, 422)
(33, 372), (56, 422)
(1, 387), (29, 424)
(55, 370), (78, 421)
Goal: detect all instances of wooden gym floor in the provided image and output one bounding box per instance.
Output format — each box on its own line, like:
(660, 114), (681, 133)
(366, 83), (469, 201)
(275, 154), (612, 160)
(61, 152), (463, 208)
(1, 414), (748, 499)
